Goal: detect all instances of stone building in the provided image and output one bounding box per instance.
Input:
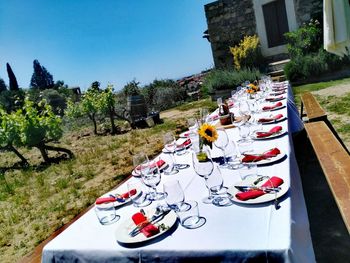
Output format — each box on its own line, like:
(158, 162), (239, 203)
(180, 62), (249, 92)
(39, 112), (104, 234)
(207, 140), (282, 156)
(204, 0), (323, 68)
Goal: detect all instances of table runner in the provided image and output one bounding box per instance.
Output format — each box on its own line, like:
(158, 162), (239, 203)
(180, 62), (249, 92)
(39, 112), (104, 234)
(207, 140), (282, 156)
(42, 81), (315, 263)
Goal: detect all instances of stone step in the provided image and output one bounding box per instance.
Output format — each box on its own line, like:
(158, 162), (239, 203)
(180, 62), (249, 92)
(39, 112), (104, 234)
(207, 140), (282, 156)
(267, 59), (290, 72)
(271, 75), (287, 82)
(268, 69), (284, 77)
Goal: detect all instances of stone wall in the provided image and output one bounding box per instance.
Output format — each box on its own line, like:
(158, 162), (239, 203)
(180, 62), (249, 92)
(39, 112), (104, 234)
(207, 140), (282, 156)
(205, 0), (257, 69)
(294, 0), (323, 26)
(205, 0), (324, 69)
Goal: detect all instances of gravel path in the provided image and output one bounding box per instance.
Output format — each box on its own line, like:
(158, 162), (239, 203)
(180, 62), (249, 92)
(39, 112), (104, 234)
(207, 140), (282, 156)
(312, 83), (350, 96)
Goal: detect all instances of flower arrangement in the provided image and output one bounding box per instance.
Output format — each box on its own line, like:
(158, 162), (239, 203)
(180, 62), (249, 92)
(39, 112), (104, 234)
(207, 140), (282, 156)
(246, 83), (259, 94)
(198, 123), (218, 150)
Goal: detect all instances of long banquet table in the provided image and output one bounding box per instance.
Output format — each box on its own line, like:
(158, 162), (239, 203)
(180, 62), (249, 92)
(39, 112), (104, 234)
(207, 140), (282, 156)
(42, 81), (315, 263)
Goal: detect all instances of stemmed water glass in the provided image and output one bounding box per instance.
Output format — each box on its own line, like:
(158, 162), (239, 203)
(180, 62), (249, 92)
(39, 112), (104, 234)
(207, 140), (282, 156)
(205, 164), (232, 206)
(141, 160), (165, 201)
(163, 180), (190, 211)
(131, 153), (152, 206)
(214, 128), (229, 168)
(192, 150), (215, 204)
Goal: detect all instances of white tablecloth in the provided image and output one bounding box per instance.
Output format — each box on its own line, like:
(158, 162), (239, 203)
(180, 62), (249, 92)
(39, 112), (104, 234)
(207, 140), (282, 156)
(42, 82), (315, 263)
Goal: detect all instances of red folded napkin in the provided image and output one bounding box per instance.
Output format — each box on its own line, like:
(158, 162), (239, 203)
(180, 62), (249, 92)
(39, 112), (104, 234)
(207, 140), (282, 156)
(258, 114), (283, 123)
(182, 132), (190, 137)
(235, 176), (284, 201)
(95, 189), (137, 204)
(177, 138), (191, 148)
(136, 159), (166, 171)
(262, 102), (283, 111)
(256, 126), (282, 138)
(271, 91), (286, 96)
(210, 114), (219, 120)
(131, 212), (160, 238)
(266, 96), (284, 101)
(242, 148), (281, 162)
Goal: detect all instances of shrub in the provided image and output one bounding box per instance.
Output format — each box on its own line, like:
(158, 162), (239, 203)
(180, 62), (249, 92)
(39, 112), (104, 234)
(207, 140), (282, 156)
(284, 49), (344, 81)
(151, 85), (187, 111)
(202, 69), (261, 94)
(41, 89), (67, 115)
(284, 18), (350, 82)
(229, 35), (263, 70)
(284, 19), (322, 59)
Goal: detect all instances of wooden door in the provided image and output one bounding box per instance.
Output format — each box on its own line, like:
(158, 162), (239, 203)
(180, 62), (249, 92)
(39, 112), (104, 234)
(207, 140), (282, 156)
(262, 0), (289, 48)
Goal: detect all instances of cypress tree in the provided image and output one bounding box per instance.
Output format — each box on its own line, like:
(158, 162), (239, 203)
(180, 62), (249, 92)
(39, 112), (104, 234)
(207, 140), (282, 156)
(6, 63), (19, 91)
(0, 78), (7, 93)
(30, 59), (54, 90)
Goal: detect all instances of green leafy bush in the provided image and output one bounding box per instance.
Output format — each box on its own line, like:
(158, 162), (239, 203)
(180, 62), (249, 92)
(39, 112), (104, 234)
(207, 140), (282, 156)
(284, 49), (346, 81)
(142, 79), (186, 111)
(284, 19), (322, 58)
(284, 19), (350, 82)
(202, 69), (261, 94)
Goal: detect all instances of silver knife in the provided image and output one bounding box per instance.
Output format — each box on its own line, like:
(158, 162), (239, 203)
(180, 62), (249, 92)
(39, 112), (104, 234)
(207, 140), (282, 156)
(235, 185), (281, 192)
(129, 210), (170, 237)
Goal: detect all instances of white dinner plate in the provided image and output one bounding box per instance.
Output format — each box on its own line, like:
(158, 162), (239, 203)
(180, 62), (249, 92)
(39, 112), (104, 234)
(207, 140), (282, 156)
(227, 175), (289, 204)
(251, 129), (286, 140)
(240, 150), (286, 165)
(115, 208), (177, 244)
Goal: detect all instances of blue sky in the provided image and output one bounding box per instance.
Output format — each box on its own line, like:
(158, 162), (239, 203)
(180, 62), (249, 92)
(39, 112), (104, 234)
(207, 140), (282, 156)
(0, 0), (214, 91)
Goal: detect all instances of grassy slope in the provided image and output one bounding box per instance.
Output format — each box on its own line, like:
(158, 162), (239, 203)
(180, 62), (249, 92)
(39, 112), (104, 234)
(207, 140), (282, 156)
(0, 99), (215, 263)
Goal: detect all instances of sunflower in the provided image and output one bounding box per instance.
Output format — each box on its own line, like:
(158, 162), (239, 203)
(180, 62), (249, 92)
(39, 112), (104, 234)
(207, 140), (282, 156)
(198, 123), (218, 148)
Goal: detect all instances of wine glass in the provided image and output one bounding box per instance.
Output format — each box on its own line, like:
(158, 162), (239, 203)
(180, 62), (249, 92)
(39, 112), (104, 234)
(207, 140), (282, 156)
(238, 100), (251, 117)
(141, 160), (165, 201)
(162, 132), (180, 174)
(205, 164), (232, 206)
(216, 97), (222, 107)
(163, 132), (189, 170)
(192, 150), (215, 204)
(133, 152), (151, 177)
(157, 154), (177, 176)
(187, 118), (199, 134)
(163, 180), (190, 211)
(200, 108), (209, 123)
(214, 128), (229, 168)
